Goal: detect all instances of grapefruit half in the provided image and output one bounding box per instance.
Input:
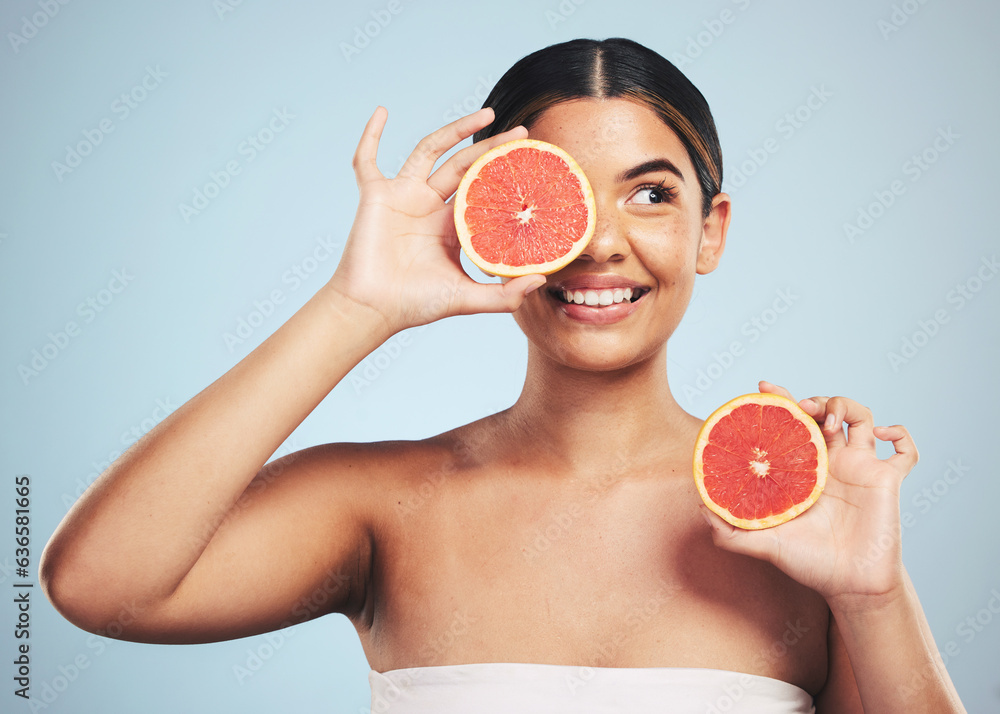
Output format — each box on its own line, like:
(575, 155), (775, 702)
(454, 138), (596, 277)
(693, 393), (828, 530)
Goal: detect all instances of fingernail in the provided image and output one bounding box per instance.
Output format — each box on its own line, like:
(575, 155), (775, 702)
(699, 507), (713, 527)
(524, 277), (546, 295)
(824, 413), (836, 431)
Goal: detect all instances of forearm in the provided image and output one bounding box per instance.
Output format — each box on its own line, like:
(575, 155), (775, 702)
(829, 572), (966, 714)
(41, 284), (390, 613)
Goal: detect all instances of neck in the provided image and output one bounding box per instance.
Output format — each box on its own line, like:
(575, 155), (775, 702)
(501, 344), (695, 476)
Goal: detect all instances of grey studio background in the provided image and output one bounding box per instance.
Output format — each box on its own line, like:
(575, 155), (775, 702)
(2, 1), (998, 712)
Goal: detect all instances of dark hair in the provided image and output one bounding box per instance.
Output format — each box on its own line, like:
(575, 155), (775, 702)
(474, 38), (723, 217)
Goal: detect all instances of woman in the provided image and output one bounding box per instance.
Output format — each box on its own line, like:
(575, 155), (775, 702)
(41, 38), (966, 712)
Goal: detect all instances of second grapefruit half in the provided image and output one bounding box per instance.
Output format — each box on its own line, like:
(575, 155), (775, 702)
(693, 393), (829, 530)
(454, 138), (596, 277)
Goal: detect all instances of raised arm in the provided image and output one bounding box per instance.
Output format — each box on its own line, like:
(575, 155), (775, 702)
(39, 107), (543, 643)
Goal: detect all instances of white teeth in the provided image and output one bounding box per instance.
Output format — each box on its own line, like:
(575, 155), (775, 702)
(558, 287), (642, 306)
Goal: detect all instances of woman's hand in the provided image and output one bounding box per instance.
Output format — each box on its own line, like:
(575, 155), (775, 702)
(700, 380), (918, 611)
(327, 106), (546, 335)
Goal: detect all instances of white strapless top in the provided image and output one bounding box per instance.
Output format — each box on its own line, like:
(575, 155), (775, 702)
(369, 663), (815, 713)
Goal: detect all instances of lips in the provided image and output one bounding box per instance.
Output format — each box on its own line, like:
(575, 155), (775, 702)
(548, 274), (650, 306)
(544, 274), (651, 325)
(552, 286), (648, 306)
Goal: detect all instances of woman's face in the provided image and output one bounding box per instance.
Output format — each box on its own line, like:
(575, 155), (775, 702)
(511, 97), (731, 372)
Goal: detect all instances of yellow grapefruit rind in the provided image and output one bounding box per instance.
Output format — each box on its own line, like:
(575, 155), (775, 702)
(693, 393), (829, 530)
(453, 138), (597, 278)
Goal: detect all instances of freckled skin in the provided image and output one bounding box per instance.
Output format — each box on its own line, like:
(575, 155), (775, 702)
(510, 99), (709, 372)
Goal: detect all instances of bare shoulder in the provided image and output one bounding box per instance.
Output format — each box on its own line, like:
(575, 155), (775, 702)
(264, 422), (486, 554)
(255, 433), (470, 547)
(124, 432), (471, 644)
(277, 427), (477, 492)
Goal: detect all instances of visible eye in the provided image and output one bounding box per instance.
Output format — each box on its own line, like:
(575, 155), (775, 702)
(628, 180), (679, 205)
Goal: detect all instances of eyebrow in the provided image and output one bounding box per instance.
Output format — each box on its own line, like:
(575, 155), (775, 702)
(616, 158), (686, 184)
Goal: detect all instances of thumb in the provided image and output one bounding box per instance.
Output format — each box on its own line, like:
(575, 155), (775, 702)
(700, 506), (780, 565)
(457, 274), (546, 315)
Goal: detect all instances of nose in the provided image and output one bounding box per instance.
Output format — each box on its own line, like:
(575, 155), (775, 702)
(578, 202), (630, 263)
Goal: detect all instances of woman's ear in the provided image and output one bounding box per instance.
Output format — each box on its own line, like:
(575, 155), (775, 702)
(696, 192), (731, 275)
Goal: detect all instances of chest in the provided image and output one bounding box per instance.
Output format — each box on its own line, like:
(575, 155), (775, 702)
(365, 469), (828, 691)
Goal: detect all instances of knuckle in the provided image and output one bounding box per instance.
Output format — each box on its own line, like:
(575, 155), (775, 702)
(415, 135), (439, 156)
(351, 150), (371, 173)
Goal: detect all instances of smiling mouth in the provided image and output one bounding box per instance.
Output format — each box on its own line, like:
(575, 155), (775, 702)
(550, 287), (650, 306)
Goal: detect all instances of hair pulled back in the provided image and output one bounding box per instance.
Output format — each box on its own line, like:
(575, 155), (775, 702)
(474, 38), (723, 217)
